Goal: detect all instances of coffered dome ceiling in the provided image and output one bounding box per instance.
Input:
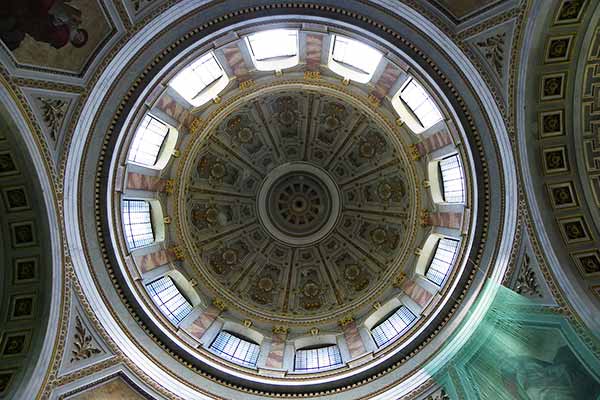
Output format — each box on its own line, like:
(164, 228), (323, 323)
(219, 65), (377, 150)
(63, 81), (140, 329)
(17, 0), (600, 398)
(177, 86), (419, 324)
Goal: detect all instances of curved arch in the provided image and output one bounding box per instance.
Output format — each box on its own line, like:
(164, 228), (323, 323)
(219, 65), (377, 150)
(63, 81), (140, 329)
(64, 1), (517, 398)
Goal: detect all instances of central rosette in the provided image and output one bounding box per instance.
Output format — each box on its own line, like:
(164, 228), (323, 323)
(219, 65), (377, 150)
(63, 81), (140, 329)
(257, 162), (341, 247)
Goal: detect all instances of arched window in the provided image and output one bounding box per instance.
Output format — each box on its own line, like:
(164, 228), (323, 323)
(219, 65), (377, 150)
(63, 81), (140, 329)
(328, 35), (382, 83)
(245, 29), (299, 71)
(128, 114), (170, 167)
(146, 276), (193, 325)
(169, 52), (229, 107)
(122, 199), (154, 249)
(210, 331), (260, 368)
(371, 306), (416, 348)
(392, 77), (443, 133)
(294, 344), (343, 372)
(426, 238), (460, 286)
(438, 154), (465, 203)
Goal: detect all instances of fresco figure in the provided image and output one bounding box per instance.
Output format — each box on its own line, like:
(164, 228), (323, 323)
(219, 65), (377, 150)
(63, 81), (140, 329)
(0, 0), (88, 50)
(501, 346), (600, 399)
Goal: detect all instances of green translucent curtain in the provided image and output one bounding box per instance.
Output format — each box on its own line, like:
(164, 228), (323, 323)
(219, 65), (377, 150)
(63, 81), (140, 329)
(425, 281), (600, 400)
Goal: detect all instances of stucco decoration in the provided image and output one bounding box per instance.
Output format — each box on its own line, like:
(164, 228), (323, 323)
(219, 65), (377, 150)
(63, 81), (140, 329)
(178, 87), (418, 325)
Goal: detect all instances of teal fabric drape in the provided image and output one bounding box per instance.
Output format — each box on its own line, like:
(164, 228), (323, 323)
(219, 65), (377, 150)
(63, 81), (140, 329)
(425, 281), (600, 400)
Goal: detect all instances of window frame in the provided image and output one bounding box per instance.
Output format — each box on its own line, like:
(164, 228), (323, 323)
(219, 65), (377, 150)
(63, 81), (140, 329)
(425, 237), (460, 286)
(294, 344), (344, 372)
(168, 51), (229, 107)
(371, 306), (417, 348)
(146, 275), (194, 325)
(328, 34), (383, 83)
(392, 77), (443, 134)
(122, 199), (155, 250)
(245, 29), (299, 71)
(127, 114), (171, 168)
(209, 330), (261, 368)
(438, 154), (466, 204)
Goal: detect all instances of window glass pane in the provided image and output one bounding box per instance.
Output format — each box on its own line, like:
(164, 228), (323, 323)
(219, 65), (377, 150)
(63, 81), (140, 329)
(146, 276), (193, 325)
(169, 52), (224, 104)
(128, 115), (170, 167)
(371, 306), (417, 348)
(331, 35), (382, 76)
(122, 200), (154, 249)
(247, 29), (298, 61)
(294, 345), (343, 372)
(426, 238), (460, 286)
(210, 331), (260, 368)
(439, 154), (465, 203)
(400, 78), (443, 129)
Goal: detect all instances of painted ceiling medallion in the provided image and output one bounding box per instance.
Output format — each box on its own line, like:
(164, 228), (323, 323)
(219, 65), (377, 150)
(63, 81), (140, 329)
(178, 85), (419, 324)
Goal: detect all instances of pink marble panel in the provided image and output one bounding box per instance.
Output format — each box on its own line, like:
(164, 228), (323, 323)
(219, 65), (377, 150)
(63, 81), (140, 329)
(135, 250), (170, 273)
(415, 130), (453, 156)
(186, 305), (221, 340)
(370, 62), (402, 101)
(430, 211), (463, 230)
(126, 172), (167, 192)
(343, 321), (366, 359)
(401, 279), (433, 308)
(305, 34), (323, 71)
(222, 44), (250, 82)
(155, 94), (193, 128)
(265, 332), (287, 369)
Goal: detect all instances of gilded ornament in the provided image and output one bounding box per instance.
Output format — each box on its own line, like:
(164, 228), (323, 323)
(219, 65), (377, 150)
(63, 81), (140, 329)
(408, 144), (420, 160)
(243, 319), (252, 328)
(212, 298), (227, 311)
(169, 245), (185, 261)
(172, 149), (181, 158)
(393, 272), (407, 287)
(164, 179), (175, 194)
(309, 327), (319, 336)
(163, 216), (172, 224)
(368, 95), (381, 107)
(420, 209), (430, 226)
(304, 71), (320, 80)
(239, 79), (256, 90)
(338, 316), (354, 327)
(272, 326), (288, 335)
(189, 118), (204, 135)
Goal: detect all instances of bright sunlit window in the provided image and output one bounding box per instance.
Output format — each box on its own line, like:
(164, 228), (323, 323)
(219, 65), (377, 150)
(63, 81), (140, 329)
(371, 306), (417, 348)
(294, 345), (343, 372)
(128, 115), (170, 167)
(246, 29), (299, 71)
(398, 78), (443, 130)
(328, 35), (382, 83)
(122, 199), (154, 250)
(146, 276), (193, 325)
(210, 331), (260, 368)
(169, 52), (228, 107)
(426, 238), (460, 286)
(439, 154), (465, 203)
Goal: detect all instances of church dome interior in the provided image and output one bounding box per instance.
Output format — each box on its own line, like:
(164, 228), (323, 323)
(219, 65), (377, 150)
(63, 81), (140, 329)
(0, 1), (599, 399)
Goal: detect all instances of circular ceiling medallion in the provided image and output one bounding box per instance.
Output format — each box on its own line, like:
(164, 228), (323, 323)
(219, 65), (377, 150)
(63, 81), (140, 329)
(257, 162), (341, 247)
